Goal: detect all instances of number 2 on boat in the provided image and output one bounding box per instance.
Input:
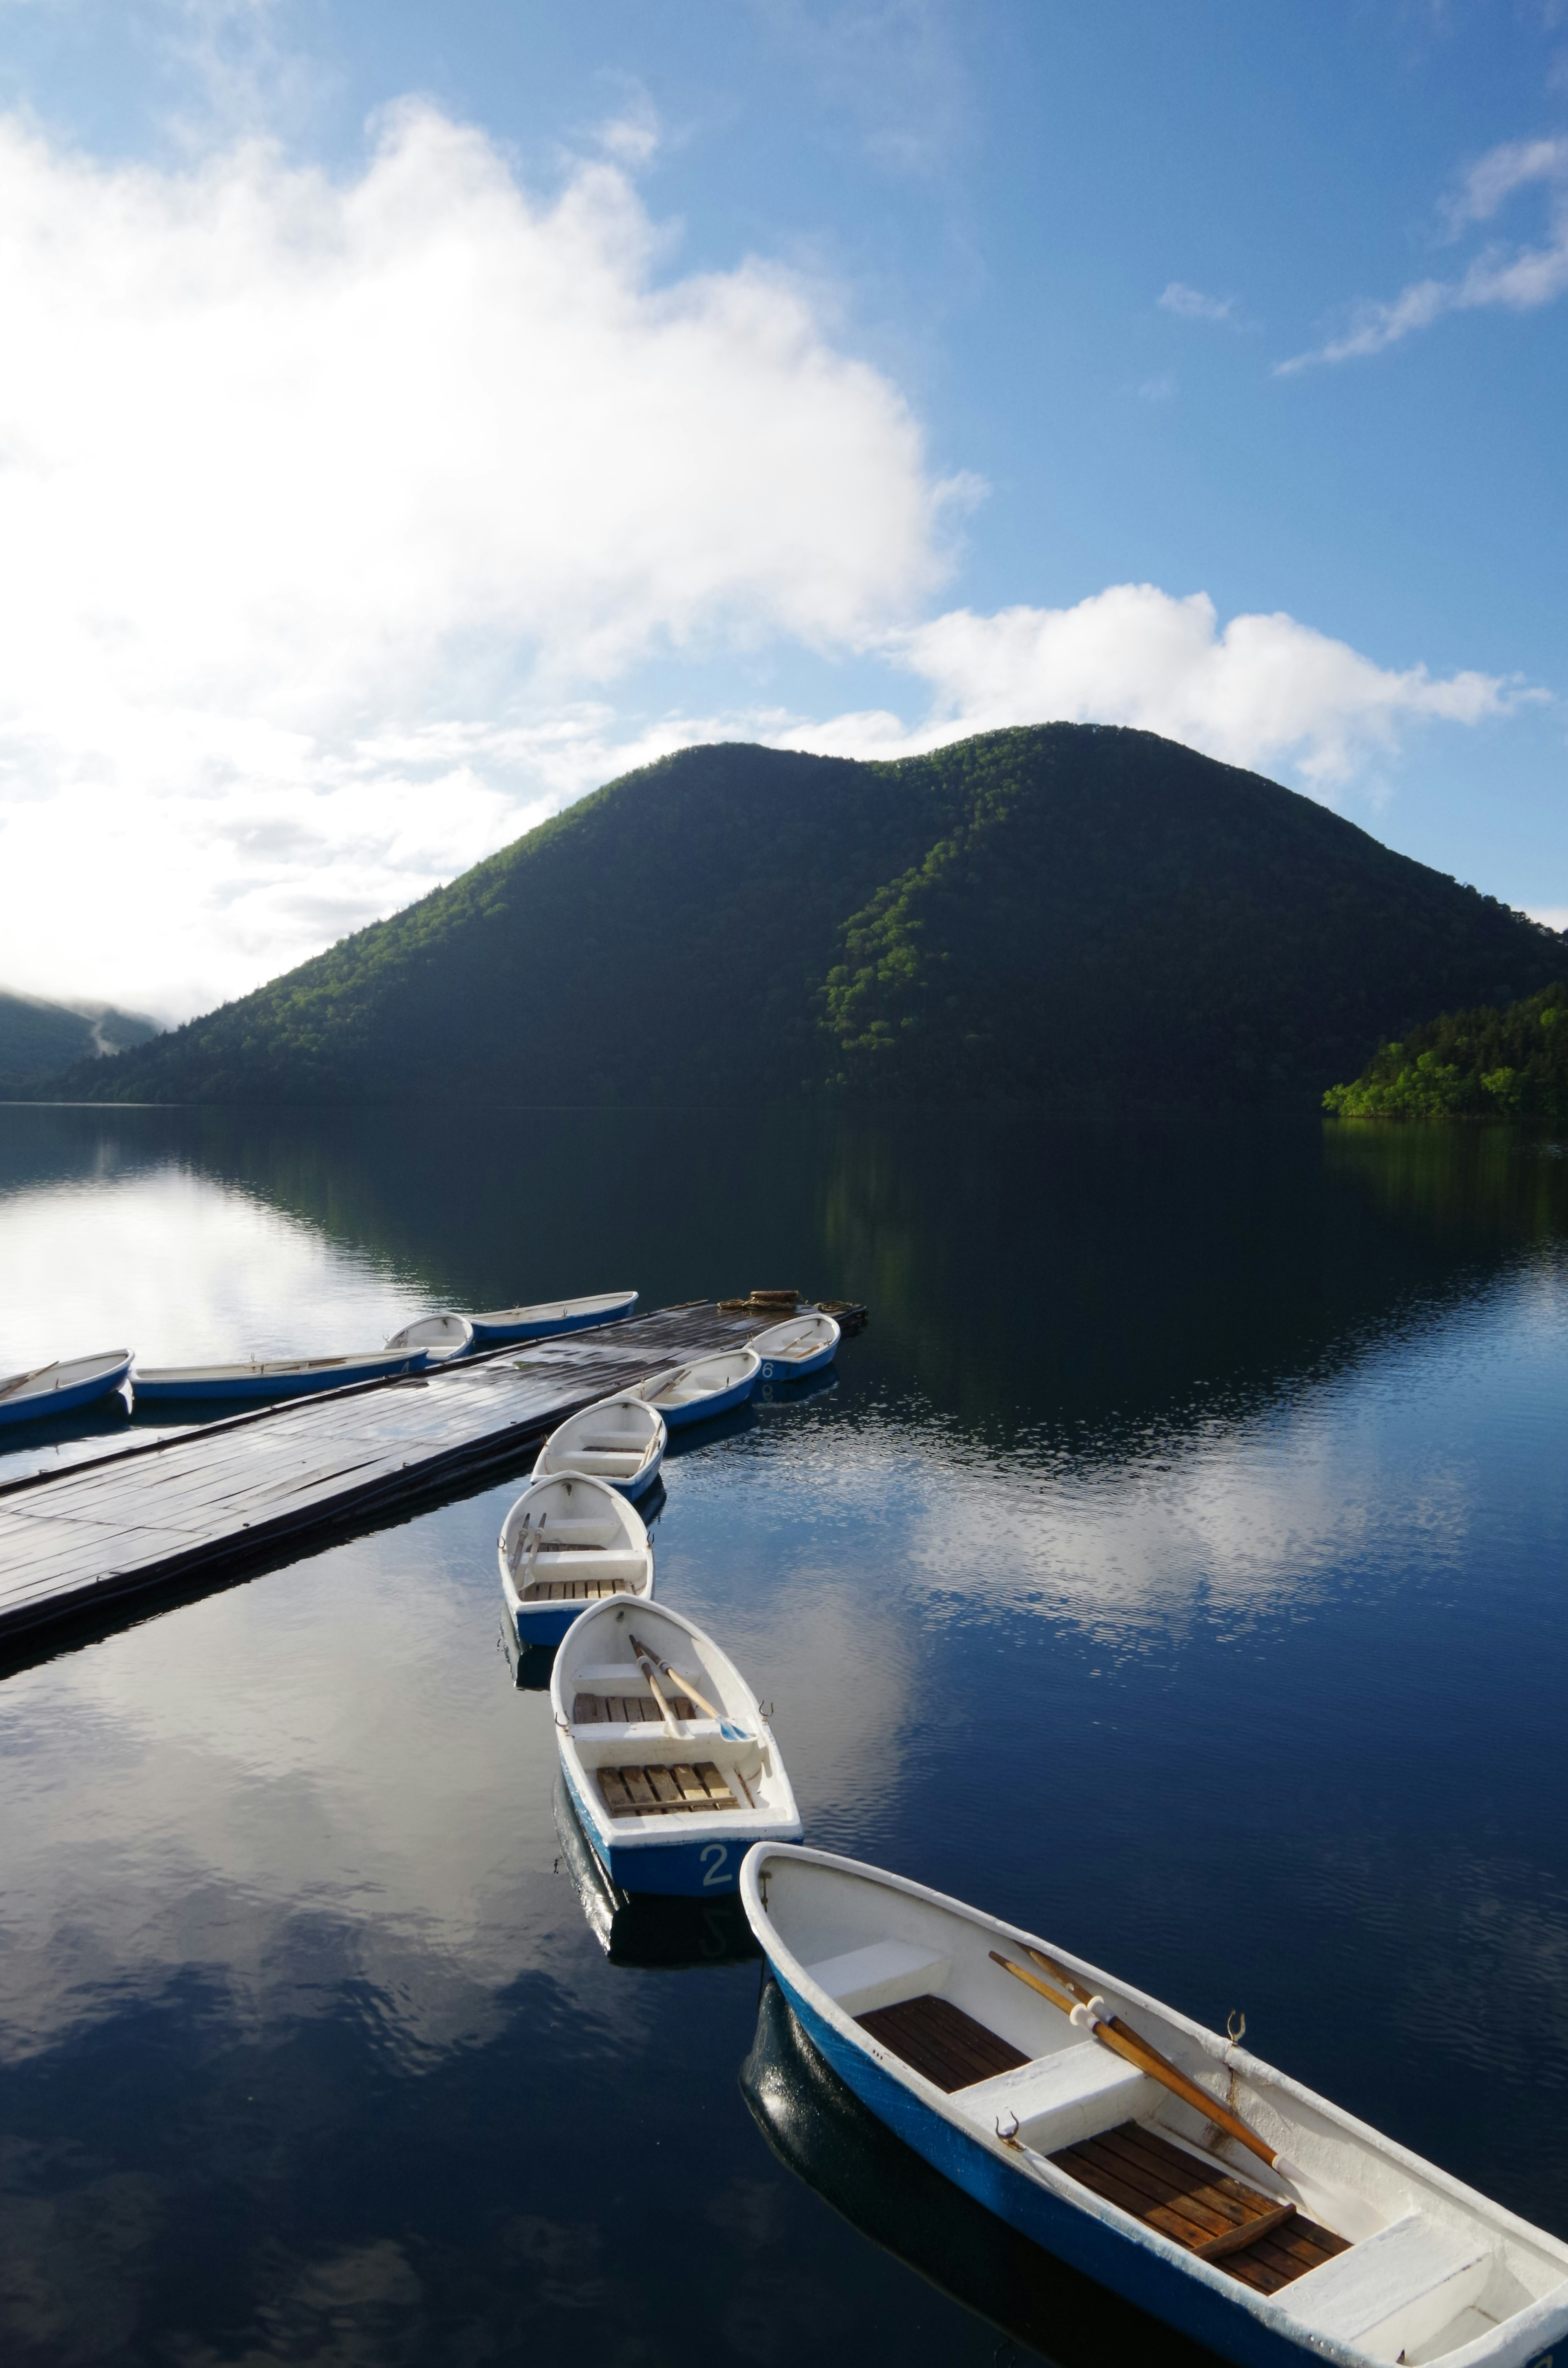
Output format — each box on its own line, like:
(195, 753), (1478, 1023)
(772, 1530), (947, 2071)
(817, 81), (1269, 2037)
(701, 1843), (730, 1888)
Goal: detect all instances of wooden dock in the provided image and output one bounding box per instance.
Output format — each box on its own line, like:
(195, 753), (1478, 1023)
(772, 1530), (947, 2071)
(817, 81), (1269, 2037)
(0, 1302), (758, 1653)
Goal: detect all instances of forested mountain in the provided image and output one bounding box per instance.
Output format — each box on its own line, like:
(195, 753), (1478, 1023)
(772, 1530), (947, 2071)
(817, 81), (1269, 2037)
(0, 988), (160, 1091)
(1324, 983), (1568, 1119)
(42, 725), (1568, 1109)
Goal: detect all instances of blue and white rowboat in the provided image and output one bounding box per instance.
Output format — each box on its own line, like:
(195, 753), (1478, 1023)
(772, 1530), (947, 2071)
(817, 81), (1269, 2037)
(498, 1470), (653, 1649)
(385, 1313), (475, 1362)
(131, 1346), (428, 1401)
(467, 1290), (637, 1345)
(0, 1348), (133, 1427)
(533, 1391), (666, 1500)
(749, 1311), (841, 1385)
(552, 1597), (800, 1897)
(636, 1347), (760, 1430)
(741, 1846), (1568, 2368)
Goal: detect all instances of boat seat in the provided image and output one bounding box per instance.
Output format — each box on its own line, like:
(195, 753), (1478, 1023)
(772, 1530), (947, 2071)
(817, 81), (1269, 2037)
(803, 1940), (952, 2016)
(1281, 2213), (1490, 2358)
(960, 2038), (1157, 2154)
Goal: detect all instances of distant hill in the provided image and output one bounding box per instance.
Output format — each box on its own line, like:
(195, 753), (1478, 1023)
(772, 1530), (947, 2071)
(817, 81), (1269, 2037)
(1324, 982), (1568, 1119)
(0, 988), (160, 1091)
(42, 725), (1568, 1108)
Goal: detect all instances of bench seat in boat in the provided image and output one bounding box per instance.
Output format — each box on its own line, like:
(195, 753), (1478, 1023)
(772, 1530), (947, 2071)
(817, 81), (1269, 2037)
(959, 2038), (1156, 2153)
(1281, 2212), (1492, 2359)
(802, 1940), (952, 2016)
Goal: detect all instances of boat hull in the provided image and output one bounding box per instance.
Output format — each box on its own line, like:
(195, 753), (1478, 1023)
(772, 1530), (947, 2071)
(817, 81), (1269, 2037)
(0, 1353), (132, 1427)
(659, 1371), (757, 1429)
(769, 1968), (1325, 2368)
(469, 1294), (637, 1344)
(132, 1353), (424, 1402)
(561, 1757), (794, 1898)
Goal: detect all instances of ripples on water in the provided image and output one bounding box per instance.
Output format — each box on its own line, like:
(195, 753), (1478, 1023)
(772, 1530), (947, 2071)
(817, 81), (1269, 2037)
(0, 1104), (1565, 2364)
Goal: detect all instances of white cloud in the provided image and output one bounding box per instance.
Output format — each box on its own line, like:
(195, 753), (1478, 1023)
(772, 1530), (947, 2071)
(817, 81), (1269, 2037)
(0, 101), (960, 1012)
(1158, 281), (1234, 321)
(790, 584), (1526, 788)
(1279, 132), (1568, 371)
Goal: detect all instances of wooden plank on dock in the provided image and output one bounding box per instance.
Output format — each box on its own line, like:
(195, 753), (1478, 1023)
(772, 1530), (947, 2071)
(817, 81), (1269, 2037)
(0, 1302), (760, 1651)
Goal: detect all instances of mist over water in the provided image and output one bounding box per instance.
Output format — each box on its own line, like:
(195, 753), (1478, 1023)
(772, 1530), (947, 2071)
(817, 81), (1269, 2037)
(0, 1103), (1565, 2364)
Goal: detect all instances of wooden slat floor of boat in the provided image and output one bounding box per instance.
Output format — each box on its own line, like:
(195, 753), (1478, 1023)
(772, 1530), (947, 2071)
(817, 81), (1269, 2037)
(1051, 2125), (1348, 2293)
(855, 1994), (1031, 2093)
(0, 1303), (759, 1648)
(597, 1761), (742, 1817)
(573, 1692), (697, 1724)
(519, 1575), (639, 1602)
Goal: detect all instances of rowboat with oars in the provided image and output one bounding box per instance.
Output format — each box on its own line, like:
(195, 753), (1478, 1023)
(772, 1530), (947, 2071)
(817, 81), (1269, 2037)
(741, 1846), (1568, 2368)
(497, 1471), (653, 1648)
(466, 1290), (637, 1345)
(552, 1598), (800, 1896)
(383, 1314), (475, 1362)
(131, 1346), (428, 1402)
(635, 1347), (760, 1430)
(0, 1349), (133, 1428)
(748, 1310), (841, 1384)
(532, 1392), (666, 1498)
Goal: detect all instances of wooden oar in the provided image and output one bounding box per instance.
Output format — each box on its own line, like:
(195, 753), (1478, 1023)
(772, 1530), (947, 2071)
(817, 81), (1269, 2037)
(989, 1953), (1299, 2180)
(629, 1632), (748, 1739)
(0, 1360), (57, 1405)
(630, 1645), (681, 1737)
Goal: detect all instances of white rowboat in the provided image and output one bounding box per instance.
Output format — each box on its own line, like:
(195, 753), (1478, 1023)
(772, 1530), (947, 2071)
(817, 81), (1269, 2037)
(497, 1470), (653, 1648)
(0, 1349), (133, 1427)
(635, 1347), (760, 1430)
(384, 1313), (475, 1361)
(552, 1598), (800, 1896)
(131, 1347), (428, 1402)
(742, 1845), (1568, 2368)
(533, 1392), (666, 1499)
(467, 1291), (637, 1345)
(750, 1311), (841, 1384)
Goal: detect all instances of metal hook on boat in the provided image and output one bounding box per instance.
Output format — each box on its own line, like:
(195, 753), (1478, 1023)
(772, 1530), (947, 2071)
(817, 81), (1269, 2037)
(1227, 2009), (1247, 2047)
(995, 2109), (1020, 2147)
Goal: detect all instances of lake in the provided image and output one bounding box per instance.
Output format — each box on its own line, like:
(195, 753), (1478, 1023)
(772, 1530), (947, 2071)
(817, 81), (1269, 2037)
(1, 1101), (1566, 2367)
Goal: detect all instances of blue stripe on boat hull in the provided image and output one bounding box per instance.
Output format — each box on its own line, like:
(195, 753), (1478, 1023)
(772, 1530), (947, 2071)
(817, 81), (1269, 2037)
(755, 1348), (836, 1385)
(561, 1760), (783, 1897)
(133, 1357), (421, 1402)
(768, 1971), (1322, 2368)
(470, 1302), (635, 1344)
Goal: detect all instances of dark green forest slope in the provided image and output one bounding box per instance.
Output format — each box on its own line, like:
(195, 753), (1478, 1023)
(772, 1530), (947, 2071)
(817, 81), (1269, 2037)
(1324, 983), (1568, 1119)
(0, 989), (159, 1090)
(47, 726), (1568, 1108)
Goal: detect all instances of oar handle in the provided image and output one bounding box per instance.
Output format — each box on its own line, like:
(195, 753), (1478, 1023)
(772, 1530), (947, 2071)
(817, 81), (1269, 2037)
(990, 1954), (1286, 2176)
(633, 1651), (680, 1736)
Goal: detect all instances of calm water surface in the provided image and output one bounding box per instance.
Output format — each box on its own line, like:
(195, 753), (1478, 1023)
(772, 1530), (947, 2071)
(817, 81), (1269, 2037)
(1, 1104), (1566, 2366)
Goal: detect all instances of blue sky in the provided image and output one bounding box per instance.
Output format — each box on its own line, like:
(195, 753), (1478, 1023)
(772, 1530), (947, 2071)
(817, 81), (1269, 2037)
(0, 0), (1564, 1013)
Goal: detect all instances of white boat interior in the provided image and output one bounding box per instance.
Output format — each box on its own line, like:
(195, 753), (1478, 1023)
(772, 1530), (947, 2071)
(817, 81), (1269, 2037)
(637, 1347), (760, 1412)
(533, 1393), (664, 1486)
(383, 1314), (475, 1360)
(0, 1349), (131, 1415)
(553, 1599), (800, 1837)
(747, 1849), (1568, 2367)
(498, 1472), (653, 1612)
(748, 1312), (841, 1365)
